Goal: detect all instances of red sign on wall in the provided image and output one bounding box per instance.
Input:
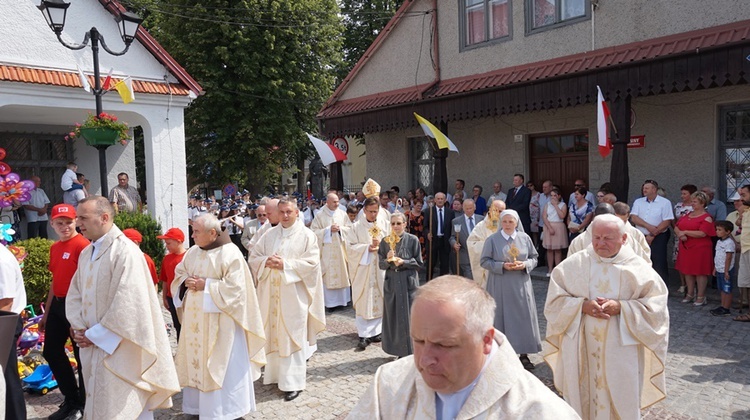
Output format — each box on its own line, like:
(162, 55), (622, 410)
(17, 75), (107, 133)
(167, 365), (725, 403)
(610, 135), (645, 149)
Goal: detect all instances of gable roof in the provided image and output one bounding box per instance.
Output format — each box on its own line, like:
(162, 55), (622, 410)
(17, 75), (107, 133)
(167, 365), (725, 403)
(319, 18), (750, 121)
(0, 0), (203, 96)
(100, 0), (203, 95)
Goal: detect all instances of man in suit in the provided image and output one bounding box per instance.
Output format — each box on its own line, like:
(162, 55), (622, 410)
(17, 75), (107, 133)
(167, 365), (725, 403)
(423, 192), (454, 281)
(506, 174), (532, 233)
(449, 199), (484, 280)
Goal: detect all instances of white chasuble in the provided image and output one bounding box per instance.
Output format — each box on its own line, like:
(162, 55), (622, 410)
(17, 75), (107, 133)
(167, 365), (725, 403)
(544, 246), (669, 420)
(345, 218), (389, 320)
(66, 226), (179, 420)
(249, 223), (326, 358)
(311, 208), (352, 309)
(172, 241), (266, 390)
(467, 219), (496, 289)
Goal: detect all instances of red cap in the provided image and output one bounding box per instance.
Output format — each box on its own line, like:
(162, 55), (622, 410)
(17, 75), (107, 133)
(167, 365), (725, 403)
(156, 227), (185, 242)
(122, 228), (143, 244)
(51, 204), (76, 220)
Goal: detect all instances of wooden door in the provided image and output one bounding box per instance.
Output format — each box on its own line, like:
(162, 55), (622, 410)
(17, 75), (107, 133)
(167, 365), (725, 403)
(529, 132), (589, 201)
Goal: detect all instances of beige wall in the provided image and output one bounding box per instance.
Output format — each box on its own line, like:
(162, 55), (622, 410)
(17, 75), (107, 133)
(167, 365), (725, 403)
(365, 85), (750, 205)
(341, 0), (750, 100)
(340, 0), (436, 100)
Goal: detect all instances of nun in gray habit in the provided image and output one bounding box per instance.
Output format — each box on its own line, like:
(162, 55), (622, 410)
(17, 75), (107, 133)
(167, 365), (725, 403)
(378, 211), (423, 357)
(480, 209), (541, 370)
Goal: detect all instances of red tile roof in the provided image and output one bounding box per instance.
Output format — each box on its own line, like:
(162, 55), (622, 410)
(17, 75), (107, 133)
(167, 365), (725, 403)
(0, 65), (192, 96)
(319, 19), (750, 119)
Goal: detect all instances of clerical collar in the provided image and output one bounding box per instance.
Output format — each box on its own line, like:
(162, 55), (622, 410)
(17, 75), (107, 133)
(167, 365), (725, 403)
(199, 229), (231, 251)
(271, 223), (278, 227)
(435, 340), (498, 420)
(500, 230), (517, 240)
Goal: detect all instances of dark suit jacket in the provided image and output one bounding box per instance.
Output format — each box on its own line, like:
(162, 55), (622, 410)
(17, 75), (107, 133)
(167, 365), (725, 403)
(449, 214), (484, 261)
(422, 205), (455, 239)
(507, 186), (531, 216)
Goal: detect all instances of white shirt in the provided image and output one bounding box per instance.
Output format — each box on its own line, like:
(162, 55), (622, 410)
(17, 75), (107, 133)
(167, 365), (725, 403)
(464, 214), (476, 232)
(436, 206), (446, 236)
(545, 201), (566, 223)
(0, 245), (27, 313)
(90, 234), (107, 261)
(715, 237), (735, 273)
(631, 195), (674, 235)
(22, 188), (50, 222)
(488, 192), (507, 205)
(60, 169), (77, 191)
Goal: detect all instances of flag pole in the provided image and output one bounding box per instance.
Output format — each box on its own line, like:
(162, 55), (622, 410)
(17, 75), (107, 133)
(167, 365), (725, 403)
(428, 204), (433, 281)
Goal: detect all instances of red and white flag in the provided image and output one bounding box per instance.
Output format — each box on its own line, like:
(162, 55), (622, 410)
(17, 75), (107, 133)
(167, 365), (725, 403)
(597, 85), (611, 158)
(306, 133), (347, 166)
(102, 67), (114, 90)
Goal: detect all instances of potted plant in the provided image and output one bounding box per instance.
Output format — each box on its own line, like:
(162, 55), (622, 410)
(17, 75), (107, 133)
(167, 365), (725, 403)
(66, 112), (132, 146)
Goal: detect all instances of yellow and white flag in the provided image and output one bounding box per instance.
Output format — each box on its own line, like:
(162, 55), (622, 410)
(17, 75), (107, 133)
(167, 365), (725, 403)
(114, 77), (135, 104)
(414, 112), (459, 153)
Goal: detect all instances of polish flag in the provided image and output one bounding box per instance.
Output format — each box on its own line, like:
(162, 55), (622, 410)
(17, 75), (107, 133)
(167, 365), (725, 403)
(596, 86), (611, 158)
(307, 133), (347, 166)
(102, 68), (114, 90)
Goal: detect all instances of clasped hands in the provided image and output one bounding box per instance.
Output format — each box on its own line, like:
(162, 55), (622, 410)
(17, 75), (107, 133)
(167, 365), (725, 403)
(70, 328), (93, 348)
(369, 238), (379, 252)
(265, 254), (285, 270)
(582, 297), (621, 319)
(502, 261), (525, 271)
(185, 276), (206, 292)
(386, 250), (404, 266)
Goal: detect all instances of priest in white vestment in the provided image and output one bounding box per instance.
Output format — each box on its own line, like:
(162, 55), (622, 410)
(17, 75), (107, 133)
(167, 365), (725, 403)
(356, 178), (391, 227)
(240, 204), (267, 254)
(172, 214), (267, 419)
(66, 196), (179, 419)
(248, 197), (326, 401)
(467, 199), (510, 289)
(544, 215), (669, 420)
(345, 196), (390, 350)
(348, 276), (580, 419)
(568, 202), (651, 263)
(311, 193), (352, 310)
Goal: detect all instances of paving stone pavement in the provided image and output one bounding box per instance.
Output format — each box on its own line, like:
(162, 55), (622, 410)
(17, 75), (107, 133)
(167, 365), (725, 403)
(25, 268), (750, 419)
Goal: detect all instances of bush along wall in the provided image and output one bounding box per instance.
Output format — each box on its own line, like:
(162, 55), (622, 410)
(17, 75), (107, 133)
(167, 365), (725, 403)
(114, 211), (166, 273)
(14, 238), (54, 313)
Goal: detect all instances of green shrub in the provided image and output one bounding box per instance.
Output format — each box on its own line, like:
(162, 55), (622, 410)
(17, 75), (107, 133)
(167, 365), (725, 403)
(114, 211), (166, 272)
(14, 238), (54, 313)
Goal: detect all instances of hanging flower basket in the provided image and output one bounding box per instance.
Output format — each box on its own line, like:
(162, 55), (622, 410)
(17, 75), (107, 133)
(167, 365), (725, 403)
(66, 112), (131, 146)
(79, 127), (120, 146)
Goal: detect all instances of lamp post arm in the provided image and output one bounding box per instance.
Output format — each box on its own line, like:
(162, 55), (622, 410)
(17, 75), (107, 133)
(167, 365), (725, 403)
(55, 31), (90, 51)
(99, 36), (131, 56)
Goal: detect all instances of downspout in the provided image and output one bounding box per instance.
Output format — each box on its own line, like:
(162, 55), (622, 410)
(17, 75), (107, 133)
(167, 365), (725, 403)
(420, 0), (441, 97)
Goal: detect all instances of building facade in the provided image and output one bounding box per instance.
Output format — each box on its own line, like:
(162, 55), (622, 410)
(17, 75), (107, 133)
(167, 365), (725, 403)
(318, 0), (750, 205)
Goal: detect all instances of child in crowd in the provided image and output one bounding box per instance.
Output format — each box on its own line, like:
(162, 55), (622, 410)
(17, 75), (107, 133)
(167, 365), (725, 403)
(157, 227), (186, 339)
(711, 220), (735, 316)
(60, 162), (83, 192)
(122, 228), (159, 287)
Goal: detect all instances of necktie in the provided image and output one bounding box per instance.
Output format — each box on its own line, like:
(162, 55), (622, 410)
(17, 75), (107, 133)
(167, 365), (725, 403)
(438, 208), (443, 236)
(468, 216), (474, 231)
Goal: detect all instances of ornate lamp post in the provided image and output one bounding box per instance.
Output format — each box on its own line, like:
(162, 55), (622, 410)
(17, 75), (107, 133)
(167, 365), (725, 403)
(38, 0), (143, 194)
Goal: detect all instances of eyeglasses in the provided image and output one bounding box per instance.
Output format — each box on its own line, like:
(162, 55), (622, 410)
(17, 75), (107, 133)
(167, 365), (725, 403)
(391, 222), (403, 225)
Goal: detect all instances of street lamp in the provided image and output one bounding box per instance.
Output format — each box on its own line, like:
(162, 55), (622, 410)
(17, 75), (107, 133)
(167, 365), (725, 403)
(38, 0), (143, 194)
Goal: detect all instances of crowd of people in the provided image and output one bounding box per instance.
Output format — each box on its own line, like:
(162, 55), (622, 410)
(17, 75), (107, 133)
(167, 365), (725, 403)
(5, 169), (747, 419)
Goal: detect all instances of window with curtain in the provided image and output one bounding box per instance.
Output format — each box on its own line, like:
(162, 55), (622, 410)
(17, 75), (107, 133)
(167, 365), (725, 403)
(529, 0), (587, 31)
(463, 0), (510, 48)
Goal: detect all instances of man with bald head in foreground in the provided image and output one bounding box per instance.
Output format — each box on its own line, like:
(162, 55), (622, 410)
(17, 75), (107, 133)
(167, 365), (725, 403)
(348, 275), (579, 419)
(544, 214), (669, 419)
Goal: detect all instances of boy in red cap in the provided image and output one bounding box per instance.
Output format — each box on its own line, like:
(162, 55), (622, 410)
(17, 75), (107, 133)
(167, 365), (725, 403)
(157, 227), (186, 339)
(41, 204), (89, 420)
(122, 228), (159, 287)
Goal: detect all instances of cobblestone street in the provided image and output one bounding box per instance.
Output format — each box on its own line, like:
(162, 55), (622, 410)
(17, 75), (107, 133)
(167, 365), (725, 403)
(26, 268), (750, 419)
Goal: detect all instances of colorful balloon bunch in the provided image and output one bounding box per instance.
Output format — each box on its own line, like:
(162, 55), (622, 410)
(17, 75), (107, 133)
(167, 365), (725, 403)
(0, 148), (35, 208)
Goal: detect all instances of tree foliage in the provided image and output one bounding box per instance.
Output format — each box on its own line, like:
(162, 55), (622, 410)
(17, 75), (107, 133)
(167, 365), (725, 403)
(123, 0), (343, 191)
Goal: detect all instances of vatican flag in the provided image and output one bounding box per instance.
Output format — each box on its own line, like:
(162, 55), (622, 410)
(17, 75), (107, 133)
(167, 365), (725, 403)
(114, 77), (135, 104)
(414, 112), (459, 153)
